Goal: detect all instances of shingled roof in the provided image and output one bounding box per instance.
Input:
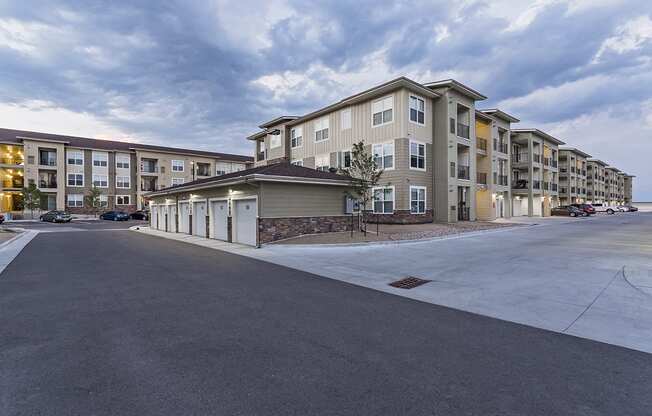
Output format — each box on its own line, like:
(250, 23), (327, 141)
(0, 127), (253, 162)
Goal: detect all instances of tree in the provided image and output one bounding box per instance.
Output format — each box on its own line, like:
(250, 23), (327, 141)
(341, 141), (385, 234)
(22, 183), (43, 219)
(84, 185), (103, 217)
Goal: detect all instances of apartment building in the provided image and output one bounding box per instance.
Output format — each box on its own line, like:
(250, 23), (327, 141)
(558, 147), (590, 205)
(605, 167), (622, 205)
(510, 129), (563, 217)
(624, 174), (635, 204)
(0, 128), (252, 217)
(247, 77), (493, 223)
(587, 159), (607, 204)
(474, 109), (520, 220)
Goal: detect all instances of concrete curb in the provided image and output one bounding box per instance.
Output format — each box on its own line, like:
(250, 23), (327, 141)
(0, 229), (39, 276)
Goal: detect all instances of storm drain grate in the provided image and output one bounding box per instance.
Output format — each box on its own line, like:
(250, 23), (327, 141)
(389, 276), (431, 289)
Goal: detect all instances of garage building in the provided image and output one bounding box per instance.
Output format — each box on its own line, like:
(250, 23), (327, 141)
(146, 163), (353, 246)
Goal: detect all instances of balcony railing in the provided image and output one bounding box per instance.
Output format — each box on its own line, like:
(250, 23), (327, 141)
(533, 154), (541, 163)
(543, 157), (551, 167)
(141, 166), (158, 173)
(552, 183), (558, 191)
(457, 123), (470, 139)
(533, 180), (541, 190)
(496, 175), (508, 186)
(512, 153), (529, 164)
(477, 172), (487, 184)
(477, 138), (488, 152)
(0, 157), (24, 165)
(39, 158), (56, 166)
(257, 151), (265, 161)
(458, 206), (470, 221)
(39, 180), (57, 188)
(141, 184), (157, 192)
(498, 143), (508, 154)
(457, 165), (470, 180)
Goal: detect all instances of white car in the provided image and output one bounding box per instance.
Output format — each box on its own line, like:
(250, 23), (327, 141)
(592, 203), (617, 214)
(616, 205), (630, 212)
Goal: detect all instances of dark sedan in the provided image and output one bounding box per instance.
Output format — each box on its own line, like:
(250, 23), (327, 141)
(570, 203), (596, 215)
(129, 210), (149, 220)
(551, 206), (587, 217)
(40, 210), (72, 223)
(99, 211), (130, 221)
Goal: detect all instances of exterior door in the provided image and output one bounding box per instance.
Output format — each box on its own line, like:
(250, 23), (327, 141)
(233, 199), (257, 246)
(167, 205), (177, 233)
(179, 202), (190, 233)
(211, 200), (229, 240)
(151, 205), (159, 229)
(193, 201), (207, 237)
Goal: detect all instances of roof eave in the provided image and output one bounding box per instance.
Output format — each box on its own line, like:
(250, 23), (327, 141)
(423, 79), (487, 101)
(478, 108), (521, 123)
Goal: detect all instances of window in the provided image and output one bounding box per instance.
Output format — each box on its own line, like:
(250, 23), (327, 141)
(410, 141), (425, 170)
(116, 195), (131, 205)
(410, 186), (426, 214)
(291, 127), (303, 148)
(171, 177), (185, 186)
(67, 173), (83, 187)
(92, 175), (108, 188)
(92, 152), (108, 167)
(315, 154), (330, 172)
(99, 194), (108, 207)
(372, 143), (394, 169)
(171, 160), (184, 172)
(339, 150), (351, 169)
(373, 187), (394, 214)
(67, 150), (83, 165)
(314, 117), (329, 142)
(66, 194), (83, 207)
(341, 108), (351, 130)
(409, 95), (425, 125)
(116, 176), (130, 189)
(372, 96), (393, 126)
(270, 133), (281, 149)
(291, 159), (303, 167)
(27, 155), (35, 165)
(116, 154), (130, 169)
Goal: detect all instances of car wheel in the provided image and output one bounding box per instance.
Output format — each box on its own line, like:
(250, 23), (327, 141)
(607, 209), (614, 215)
(570, 212), (577, 217)
(114, 217), (118, 221)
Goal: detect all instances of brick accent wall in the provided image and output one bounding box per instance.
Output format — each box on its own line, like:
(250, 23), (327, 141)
(258, 216), (352, 243)
(366, 209), (433, 224)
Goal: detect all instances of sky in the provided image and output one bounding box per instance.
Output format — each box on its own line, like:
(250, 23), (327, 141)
(1, 0), (651, 199)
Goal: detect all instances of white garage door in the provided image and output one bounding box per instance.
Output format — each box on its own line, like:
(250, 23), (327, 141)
(151, 205), (159, 229)
(167, 205), (177, 233)
(210, 200), (229, 241)
(179, 202), (190, 234)
(193, 201), (207, 237)
(233, 198), (257, 246)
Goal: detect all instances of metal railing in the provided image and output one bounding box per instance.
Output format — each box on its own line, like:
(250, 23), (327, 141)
(0, 157), (24, 165)
(533, 180), (541, 189)
(457, 165), (470, 180)
(533, 154), (541, 163)
(512, 153), (529, 164)
(498, 175), (508, 186)
(477, 138), (487, 151)
(457, 123), (470, 139)
(39, 180), (57, 188)
(141, 166), (158, 173)
(458, 206), (470, 221)
(498, 143), (508, 153)
(543, 157), (551, 166)
(39, 158), (56, 166)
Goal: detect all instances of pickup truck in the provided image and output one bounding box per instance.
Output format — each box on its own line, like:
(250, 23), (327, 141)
(591, 203), (616, 214)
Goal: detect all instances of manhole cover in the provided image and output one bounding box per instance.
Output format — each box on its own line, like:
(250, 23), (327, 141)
(389, 276), (431, 289)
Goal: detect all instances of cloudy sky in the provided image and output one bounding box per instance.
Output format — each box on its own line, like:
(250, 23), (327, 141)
(1, 0), (651, 199)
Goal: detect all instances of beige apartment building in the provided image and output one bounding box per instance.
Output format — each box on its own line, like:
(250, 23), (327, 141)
(558, 147), (590, 205)
(0, 128), (252, 217)
(605, 166), (622, 205)
(587, 159), (607, 204)
(510, 129), (563, 217)
(247, 77), (496, 223)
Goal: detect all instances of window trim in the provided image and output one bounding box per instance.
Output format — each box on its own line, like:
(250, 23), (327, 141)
(290, 127), (303, 149)
(291, 159), (303, 167)
(171, 159), (185, 172)
(66, 194), (84, 208)
(410, 186), (427, 214)
(340, 108), (352, 130)
(92, 152), (108, 167)
(409, 140), (426, 171)
(67, 173), (84, 187)
(269, 133), (282, 149)
(372, 186), (395, 214)
(116, 175), (131, 189)
(372, 142), (395, 171)
(314, 116), (330, 143)
(116, 195), (131, 205)
(408, 94), (426, 126)
(66, 150), (84, 166)
(314, 153), (330, 172)
(92, 174), (108, 188)
(115, 154), (130, 169)
(371, 95), (394, 128)
(171, 177), (185, 186)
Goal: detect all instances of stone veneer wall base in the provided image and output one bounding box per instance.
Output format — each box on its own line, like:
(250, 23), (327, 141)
(258, 216), (352, 244)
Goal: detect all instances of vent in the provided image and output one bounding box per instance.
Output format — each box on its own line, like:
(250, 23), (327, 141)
(389, 276), (431, 289)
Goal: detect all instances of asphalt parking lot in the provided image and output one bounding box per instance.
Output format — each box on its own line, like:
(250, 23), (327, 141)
(1, 225), (651, 415)
(4, 218), (147, 232)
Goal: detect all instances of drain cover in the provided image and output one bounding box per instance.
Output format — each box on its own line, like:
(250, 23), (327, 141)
(389, 276), (431, 289)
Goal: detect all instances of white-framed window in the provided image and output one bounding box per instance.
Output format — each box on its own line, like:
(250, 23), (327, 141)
(66, 194), (83, 207)
(116, 176), (130, 189)
(92, 152), (108, 167)
(372, 95), (393, 127)
(314, 117), (330, 142)
(92, 175), (108, 188)
(67, 173), (83, 187)
(338, 150), (352, 169)
(116, 195), (131, 205)
(291, 159), (303, 167)
(373, 186), (394, 214)
(66, 150), (83, 165)
(99, 194), (108, 207)
(410, 141), (426, 170)
(410, 186), (426, 214)
(116, 154), (130, 169)
(171, 160), (184, 172)
(315, 154), (330, 172)
(171, 177), (185, 186)
(291, 127), (303, 148)
(372, 142), (394, 169)
(340, 108), (351, 130)
(270, 133), (281, 149)
(409, 95), (425, 125)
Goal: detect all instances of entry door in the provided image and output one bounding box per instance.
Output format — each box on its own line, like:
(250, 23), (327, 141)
(211, 200), (229, 240)
(151, 206), (159, 229)
(167, 205), (177, 233)
(179, 202), (190, 233)
(193, 201), (207, 237)
(233, 199), (257, 246)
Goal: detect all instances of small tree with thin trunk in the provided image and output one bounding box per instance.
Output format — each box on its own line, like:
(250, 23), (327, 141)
(84, 185), (102, 217)
(22, 183), (43, 219)
(341, 141), (384, 234)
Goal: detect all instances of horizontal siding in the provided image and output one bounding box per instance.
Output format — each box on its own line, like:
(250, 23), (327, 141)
(260, 182), (347, 217)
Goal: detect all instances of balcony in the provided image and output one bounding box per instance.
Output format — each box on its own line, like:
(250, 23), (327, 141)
(543, 157), (551, 167)
(457, 165), (470, 180)
(533, 154), (541, 163)
(141, 165), (158, 174)
(0, 157), (24, 166)
(1, 178), (24, 189)
(477, 172), (487, 185)
(512, 179), (528, 190)
(477, 138), (488, 152)
(457, 123), (470, 139)
(257, 151), (266, 161)
(533, 180), (541, 190)
(196, 163), (211, 177)
(39, 180), (57, 189)
(512, 153), (530, 164)
(497, 143), (508, 154)
(552, 183), (558, 192)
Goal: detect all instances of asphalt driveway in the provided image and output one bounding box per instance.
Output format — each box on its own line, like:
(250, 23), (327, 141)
(1, 228), (651, 415)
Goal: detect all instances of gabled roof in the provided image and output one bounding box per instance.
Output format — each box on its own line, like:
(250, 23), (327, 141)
(146, 162), (350, 197)
(423, 79), (487, 101)
(588, 159), (609, 167)
(0, 128), (253, 162)
(511, 128), (565, 145)
(559, 146), (592, 159)
(258, 116), (299, 129)
(479, 108), (520, 123)
(475, 110), (493, 122)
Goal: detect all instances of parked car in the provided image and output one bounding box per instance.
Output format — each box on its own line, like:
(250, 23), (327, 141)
(0, 213), (5, 224)
(551, 206), (587, 217)
(40, 210), (72, 223)
(99, 211), (130, 221)
(129, 210), (149, 220)
(592, 203), (616, 214)
(570, 203), (596, 215)
(616, 205), (630, 212)
(628, 205), (639, 212)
